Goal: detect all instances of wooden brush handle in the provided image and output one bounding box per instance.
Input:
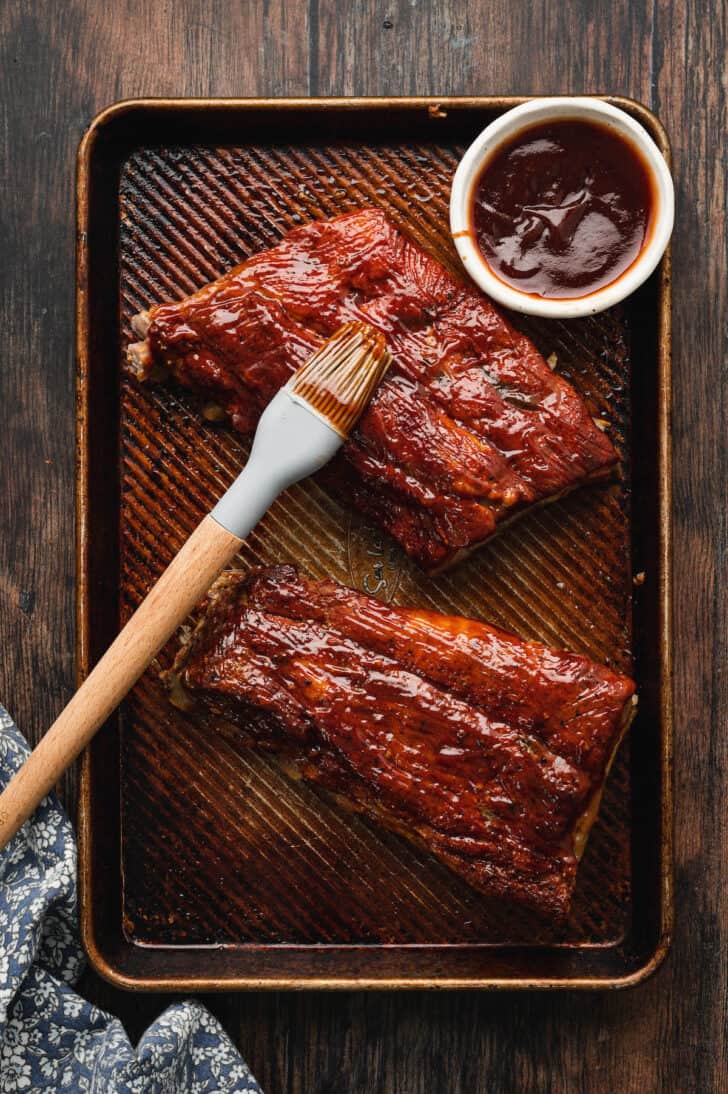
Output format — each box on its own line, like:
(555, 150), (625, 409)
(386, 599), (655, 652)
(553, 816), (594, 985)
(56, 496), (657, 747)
(0, 515), (242, 850)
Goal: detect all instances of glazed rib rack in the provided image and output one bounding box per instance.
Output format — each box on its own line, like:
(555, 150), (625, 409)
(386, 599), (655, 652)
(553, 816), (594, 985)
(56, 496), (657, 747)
(128, 208), (619, 572)
(170, 565), (637, 921)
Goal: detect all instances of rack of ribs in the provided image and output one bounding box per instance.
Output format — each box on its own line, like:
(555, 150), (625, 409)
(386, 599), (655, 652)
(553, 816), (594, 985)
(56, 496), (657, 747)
(169, 565), (637, 921)
(127, 208), (619, 573)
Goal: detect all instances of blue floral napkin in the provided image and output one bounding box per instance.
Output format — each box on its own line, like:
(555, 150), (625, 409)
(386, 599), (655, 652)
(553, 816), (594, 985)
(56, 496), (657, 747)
(0, 703), (262, 1093)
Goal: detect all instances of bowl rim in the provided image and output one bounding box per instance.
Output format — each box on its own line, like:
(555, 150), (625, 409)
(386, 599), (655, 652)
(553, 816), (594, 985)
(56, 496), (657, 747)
(449, 96), (675, 318)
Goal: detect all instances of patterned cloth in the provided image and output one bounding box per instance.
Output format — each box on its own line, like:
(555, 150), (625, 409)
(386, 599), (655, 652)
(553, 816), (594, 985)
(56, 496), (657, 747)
(0, 704), (262, 1092)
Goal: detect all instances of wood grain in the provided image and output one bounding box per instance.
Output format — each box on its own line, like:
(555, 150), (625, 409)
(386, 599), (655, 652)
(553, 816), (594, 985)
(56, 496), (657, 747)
(0, 0), (725, 1091)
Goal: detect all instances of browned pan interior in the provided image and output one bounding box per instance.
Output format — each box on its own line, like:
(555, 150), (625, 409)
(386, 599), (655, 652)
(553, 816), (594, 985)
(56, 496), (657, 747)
(77, 99), (671, 988)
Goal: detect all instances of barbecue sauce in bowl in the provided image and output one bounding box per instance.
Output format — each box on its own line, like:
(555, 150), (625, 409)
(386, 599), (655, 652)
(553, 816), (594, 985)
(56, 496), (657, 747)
(470, 120), (655, 300)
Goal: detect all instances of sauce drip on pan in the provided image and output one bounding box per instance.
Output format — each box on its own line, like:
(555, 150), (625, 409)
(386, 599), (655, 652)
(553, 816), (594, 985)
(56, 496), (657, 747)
(470, 119), (655, 300)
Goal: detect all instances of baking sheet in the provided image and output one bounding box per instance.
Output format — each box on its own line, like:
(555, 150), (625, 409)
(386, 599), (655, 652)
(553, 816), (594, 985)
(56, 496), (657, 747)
(77, 97), (672, 988)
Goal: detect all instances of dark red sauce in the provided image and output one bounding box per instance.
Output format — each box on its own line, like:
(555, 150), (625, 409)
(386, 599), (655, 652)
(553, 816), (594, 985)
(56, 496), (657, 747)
(471, 119), (655, 299)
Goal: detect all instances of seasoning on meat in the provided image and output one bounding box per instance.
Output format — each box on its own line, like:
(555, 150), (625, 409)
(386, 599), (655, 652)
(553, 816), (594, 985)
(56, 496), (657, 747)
(127, 208), (619, 572)
(168, 565), (637, 921)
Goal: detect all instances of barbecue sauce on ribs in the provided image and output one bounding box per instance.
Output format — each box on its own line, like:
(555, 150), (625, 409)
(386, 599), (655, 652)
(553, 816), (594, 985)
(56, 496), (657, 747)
(172, 566), (636, 920)
(132, 209), (619, 571)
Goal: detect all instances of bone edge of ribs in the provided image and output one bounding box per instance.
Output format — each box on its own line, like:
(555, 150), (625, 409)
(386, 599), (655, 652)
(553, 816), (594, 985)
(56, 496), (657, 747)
(164, 571), (638, 903)
(131, 310), (152, 339)
(429, 471), (614, 575)
(572, 692), (637, 860)
(125, 311), (153, 380)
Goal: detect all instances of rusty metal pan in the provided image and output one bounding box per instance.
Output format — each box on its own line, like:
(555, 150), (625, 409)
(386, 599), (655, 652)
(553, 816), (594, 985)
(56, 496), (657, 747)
(76, 97), (672, 990)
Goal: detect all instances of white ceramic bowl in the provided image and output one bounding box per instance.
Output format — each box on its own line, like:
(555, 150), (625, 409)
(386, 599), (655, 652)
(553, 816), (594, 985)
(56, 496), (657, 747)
(449, 98), (674, 318)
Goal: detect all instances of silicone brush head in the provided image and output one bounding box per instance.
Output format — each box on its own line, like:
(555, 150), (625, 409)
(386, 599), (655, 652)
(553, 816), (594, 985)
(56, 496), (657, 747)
(286, 322), (392, 438)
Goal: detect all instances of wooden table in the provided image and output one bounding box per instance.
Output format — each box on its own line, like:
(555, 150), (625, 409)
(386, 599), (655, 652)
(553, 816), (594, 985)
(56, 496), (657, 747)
(1, 3), (725, 1090)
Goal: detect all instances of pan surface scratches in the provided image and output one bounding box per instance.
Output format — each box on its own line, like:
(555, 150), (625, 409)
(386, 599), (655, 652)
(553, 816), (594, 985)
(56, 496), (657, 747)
(119, 141), (632, 947)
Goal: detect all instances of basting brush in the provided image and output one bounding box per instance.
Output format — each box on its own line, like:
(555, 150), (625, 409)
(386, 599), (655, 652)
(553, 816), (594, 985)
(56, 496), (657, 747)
(0, 322), (391, 848)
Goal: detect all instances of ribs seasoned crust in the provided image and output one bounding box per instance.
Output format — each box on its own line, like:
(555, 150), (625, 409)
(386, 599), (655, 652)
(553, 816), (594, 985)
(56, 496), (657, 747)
(169, 566), (637, 921)
(128, 208), (619, 572)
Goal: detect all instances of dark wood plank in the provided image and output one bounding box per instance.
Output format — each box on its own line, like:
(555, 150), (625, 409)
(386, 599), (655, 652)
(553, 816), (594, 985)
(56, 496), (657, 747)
(1, 1), (725, 1091)
(653, 2), (728, 1092)
(314, 0), (653, 98)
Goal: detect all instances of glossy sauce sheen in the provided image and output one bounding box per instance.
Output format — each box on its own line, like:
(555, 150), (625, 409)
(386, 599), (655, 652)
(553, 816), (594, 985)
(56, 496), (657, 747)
(471, 121), (654, 299)
(134, 209), (618, 571)
(175, 566), (636, 920)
